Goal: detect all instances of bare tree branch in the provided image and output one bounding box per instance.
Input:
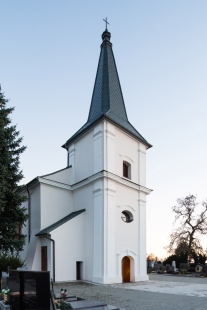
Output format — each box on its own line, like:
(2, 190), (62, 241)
(166, 195), (207, 255)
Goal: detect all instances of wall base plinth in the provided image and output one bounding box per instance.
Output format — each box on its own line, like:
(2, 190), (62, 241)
(134, 275), (149, 282)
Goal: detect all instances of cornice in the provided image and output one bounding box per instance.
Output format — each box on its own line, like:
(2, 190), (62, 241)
(62, 114), (152, 150)
(37, 171), (152, 195)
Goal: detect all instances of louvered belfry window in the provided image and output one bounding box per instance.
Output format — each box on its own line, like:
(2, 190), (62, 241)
(41, 246), (47, 271)
(123, 163), (128, 178)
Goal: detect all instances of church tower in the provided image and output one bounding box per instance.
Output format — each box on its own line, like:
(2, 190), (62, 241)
(22, 25), (152, 284)
(62, 26), (152, 283)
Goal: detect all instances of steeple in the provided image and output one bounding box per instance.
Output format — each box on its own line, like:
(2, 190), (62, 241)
(62, 28), (152, 149)
(88, 28), (128, 123)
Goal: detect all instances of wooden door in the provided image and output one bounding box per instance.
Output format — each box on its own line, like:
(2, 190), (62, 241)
(122, 256), (130, 282)
(41, 246), (47, 271)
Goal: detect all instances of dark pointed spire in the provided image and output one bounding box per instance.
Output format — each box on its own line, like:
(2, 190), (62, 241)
(62, 28), (152, 149)
(88, 29), (128, 123)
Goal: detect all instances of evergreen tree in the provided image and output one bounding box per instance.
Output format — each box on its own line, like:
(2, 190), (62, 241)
(0, 86), (28, 254)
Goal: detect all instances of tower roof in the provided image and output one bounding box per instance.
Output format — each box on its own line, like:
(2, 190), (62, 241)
(62, 29), (152, 149)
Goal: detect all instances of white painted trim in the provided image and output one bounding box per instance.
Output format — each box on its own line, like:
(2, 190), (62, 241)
(106, 188), (116, 193)
(38, 171), (152, 195)
(117, 249), (137, 256)
(137, 149), (146, 155)
(93, 130), (102, 138)
(92, 188), (102, 194)
(38, 177), (71, 190)
(138, 199), (146, 204)
(68, 148), (76, 155)
(117, 204), (136, 212)
(119, 154), (134, 163)
(105, 129), (116, 137)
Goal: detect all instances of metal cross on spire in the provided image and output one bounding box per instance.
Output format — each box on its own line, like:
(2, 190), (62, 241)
(103, 17), (109, 30)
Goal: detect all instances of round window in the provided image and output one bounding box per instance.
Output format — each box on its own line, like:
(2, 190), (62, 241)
(121, 210), (133, 223)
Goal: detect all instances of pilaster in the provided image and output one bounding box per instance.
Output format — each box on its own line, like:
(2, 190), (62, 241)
(68, 144), (75, 183)
(92, 180), (103, 280)
(93, 123), (103, 173)
(138, 142), (146, 186)
(136, 195), (148, 280)
(104, 122), (115, 173)
(104, 179), (116, 278)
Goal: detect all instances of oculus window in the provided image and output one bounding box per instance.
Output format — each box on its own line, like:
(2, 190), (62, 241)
(121, 210), (134, 223)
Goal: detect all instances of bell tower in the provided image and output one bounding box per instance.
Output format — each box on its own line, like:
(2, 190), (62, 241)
(62, 25), (152, 284)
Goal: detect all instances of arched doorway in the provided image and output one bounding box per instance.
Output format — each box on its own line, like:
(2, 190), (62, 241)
(122, 256), (130, 282)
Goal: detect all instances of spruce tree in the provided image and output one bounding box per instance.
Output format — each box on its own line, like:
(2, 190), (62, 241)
(0, 86), (28, 254)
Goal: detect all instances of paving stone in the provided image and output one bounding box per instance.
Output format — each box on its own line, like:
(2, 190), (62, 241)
(54, 276), (207, 310)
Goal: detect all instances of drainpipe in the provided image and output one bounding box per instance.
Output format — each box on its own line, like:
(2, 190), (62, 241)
(46, 234), (55, 282)
(26, 185), (31, 242)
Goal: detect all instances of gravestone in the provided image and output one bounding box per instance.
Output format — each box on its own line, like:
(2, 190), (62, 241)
(1, 273), (9, 291)
(180, 263), (188, 270)
(196, 265), (202, 273)
(168, 266), (174, 274)
(9, 270), (50, 310)
(154, 263), (163, 270)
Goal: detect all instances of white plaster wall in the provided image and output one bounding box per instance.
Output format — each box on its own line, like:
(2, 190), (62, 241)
(138, 142), (147, 187)
(24, 229), (41, 271)
(115, 184), (139, 254)
(69, 129), (94, 184)
(115, 183), (139, 279)
(20, 185), (41, 268)
(115, 182), (148, 281)
(30, 185), (41, 233)
(137, 196), (148, 279)
(73, 184), (94, 281)
(42, 167), (72, 185)
(40, 184), (73, 230)
(92, 179), (104, 282)
(93, 123), (104, 174)
(104, 122), (116, 173)
(103, 178), (116, 280)
(103, 120), (147, 186)
(51, 212), (85, 281)
(114, 125), (139, 183)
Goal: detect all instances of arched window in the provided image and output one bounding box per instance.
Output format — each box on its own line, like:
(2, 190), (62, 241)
(123, 161), (131, 179)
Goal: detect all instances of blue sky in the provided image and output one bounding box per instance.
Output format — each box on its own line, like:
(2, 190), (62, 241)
(1, 1), (207, 258)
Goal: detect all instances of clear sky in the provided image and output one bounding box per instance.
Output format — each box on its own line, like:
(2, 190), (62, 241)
(1, 1), (207, 259)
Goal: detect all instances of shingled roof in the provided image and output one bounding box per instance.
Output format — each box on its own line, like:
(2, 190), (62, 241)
(62, 29), (152, 149)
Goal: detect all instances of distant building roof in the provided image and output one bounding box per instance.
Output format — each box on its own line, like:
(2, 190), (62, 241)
(62, 29), (152, 149)
(35, 209), (85, 236)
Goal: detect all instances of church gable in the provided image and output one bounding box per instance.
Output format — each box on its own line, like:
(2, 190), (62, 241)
(40, 166), (72, 184)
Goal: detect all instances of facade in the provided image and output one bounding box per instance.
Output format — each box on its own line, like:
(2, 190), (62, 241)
(21, 27), (152, 284)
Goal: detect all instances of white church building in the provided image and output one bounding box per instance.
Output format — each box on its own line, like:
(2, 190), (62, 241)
(21, 27), (152, 284)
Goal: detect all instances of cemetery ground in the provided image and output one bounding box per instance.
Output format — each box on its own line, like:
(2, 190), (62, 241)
(54, 274), (207, 310)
